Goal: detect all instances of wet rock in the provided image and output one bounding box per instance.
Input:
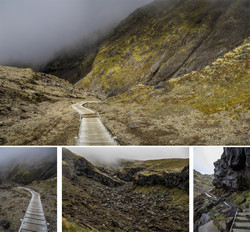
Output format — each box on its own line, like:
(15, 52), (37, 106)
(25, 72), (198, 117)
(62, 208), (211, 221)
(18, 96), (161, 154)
(0, 220), (10, 229)
(111, 219), (120, 228)
(0, 122), (3, 127)
(20, 115), (31, 120)
(128, 122), (147, 129)
(201, 213), (210, 225)
(0, 138), (6, 145)
(63, 148), (123, 187)
(213, 148), (250, 191)
(154, 81), (166, 89)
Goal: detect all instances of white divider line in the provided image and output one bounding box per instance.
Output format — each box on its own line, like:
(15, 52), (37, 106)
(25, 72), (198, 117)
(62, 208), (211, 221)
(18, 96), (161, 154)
(189, 146), (194, 232)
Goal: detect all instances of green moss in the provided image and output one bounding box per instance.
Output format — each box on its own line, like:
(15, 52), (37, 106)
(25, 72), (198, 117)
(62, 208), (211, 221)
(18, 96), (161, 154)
(62, 218), (99, 232)
(232, 190), (250, 208)
(62, 161), (68, 166)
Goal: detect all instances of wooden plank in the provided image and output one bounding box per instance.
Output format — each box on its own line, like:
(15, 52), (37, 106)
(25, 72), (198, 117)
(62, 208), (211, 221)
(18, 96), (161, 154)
(72, 102), (118, 146)
(18, 187), (48, 232)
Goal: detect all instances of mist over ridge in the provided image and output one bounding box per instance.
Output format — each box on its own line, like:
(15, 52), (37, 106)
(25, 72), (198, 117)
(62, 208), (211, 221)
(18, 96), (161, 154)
(0, 0), (152, 69)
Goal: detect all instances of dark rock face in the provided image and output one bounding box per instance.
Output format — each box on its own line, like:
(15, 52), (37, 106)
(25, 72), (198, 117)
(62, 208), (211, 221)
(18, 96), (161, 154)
(62, 148), (123, 187)
(116, 167), (144, 182)
(213, 148), (250, 191)
(135, 165), (189, 191)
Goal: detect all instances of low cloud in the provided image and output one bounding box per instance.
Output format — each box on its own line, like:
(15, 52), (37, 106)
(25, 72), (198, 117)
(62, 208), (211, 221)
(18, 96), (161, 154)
(68, 146), (189, 165)
(0, 0), (152, 69)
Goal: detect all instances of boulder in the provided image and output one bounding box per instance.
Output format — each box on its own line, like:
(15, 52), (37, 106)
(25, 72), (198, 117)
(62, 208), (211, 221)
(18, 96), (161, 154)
(201, 213), (210, 225)
(0, 220), (10, 229)
(198, 220), (219, 232)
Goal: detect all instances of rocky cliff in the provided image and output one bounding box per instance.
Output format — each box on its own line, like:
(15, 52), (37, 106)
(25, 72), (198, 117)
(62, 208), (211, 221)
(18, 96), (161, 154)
(213, 147), (250, 191)
(62, 148), (123, 187)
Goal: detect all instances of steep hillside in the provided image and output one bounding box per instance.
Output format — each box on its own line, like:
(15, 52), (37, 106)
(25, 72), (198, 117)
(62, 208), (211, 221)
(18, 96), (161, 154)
(194, 170), (213, 197)
(87, 38), (249, 145)
(0, 65), (98, 145)
(75, 0), (249, 97)
(62, 149), (189, 231)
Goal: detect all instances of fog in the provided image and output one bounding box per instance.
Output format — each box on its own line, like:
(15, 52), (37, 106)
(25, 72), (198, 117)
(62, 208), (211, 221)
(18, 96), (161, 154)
(68, 146), (189, 165)
(0, 0), (152, 69)
(194, 147), (223, 174)
(0, 147), (57, 168)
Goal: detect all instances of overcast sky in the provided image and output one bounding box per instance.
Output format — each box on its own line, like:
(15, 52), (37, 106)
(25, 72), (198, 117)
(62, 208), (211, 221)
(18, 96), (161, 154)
(0, 0), (152, 69)
(0, 147), (56, 166)
(194, 147), (223, 174)
(68, 146), (189, 164)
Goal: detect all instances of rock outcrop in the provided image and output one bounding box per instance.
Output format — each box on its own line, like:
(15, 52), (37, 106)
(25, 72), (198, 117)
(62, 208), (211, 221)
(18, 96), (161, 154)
(135, 165), (189, 191)
(213, 147), (250, 191)
(62, 148), (123, 187)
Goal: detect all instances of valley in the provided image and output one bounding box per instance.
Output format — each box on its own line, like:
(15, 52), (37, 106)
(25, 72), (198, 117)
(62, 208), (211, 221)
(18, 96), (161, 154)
(62, 148), (189, 232)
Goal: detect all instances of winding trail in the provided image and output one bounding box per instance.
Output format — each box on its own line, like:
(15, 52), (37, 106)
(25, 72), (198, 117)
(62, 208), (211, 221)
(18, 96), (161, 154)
(72, 101), (118, 145)
(18, 187), (48, 232)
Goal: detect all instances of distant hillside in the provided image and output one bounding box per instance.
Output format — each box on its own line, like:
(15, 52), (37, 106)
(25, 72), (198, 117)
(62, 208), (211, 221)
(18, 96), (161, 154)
(0, 154), (57, 184)
(194, 170), (213, 197)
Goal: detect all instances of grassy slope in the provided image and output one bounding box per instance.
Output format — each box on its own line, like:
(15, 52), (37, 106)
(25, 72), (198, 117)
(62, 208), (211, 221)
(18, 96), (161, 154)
(119, 158), (189, 176)
(107, 39), (249, 115)
(88, 38), (249, 145)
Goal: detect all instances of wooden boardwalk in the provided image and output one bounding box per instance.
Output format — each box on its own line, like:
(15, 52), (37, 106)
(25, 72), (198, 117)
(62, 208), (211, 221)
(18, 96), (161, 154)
(18, 187), (48, 232)
(230, 208), (250, 232)
(72, 101), (118, 146)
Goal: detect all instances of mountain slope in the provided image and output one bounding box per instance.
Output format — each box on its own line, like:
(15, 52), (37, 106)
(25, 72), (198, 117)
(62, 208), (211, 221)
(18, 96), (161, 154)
(75, 0), (249, 97)
(0, 153), (57, 184)
(194, 170), (213, 197)
(86, 39), (249, 145)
